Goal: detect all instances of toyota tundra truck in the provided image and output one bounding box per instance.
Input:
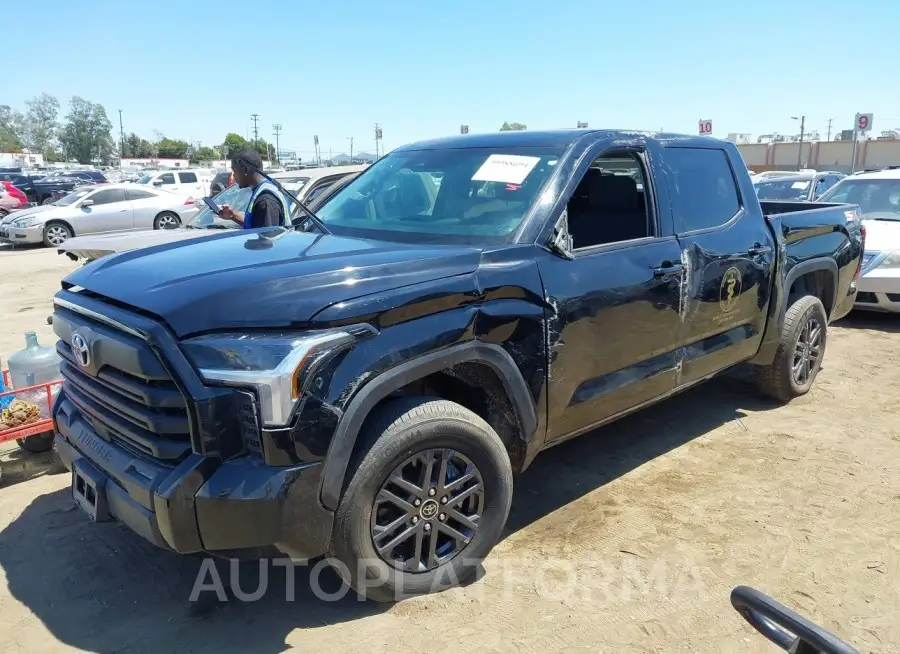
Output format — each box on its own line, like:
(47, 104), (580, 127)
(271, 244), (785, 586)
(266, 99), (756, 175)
(50, 130), (864, 601)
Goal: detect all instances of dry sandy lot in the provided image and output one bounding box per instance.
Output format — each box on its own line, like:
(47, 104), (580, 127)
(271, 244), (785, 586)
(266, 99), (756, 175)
(0, 244), (898, 653)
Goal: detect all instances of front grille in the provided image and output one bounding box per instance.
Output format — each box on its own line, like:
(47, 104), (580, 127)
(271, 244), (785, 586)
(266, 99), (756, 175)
(855, 291), (879, 304)
(54, 305), (192, 463)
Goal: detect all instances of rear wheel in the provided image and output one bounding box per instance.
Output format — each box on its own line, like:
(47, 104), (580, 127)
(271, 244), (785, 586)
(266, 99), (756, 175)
(328, 397), (513, 602)
(755, 295), (828, 402)
(0, 209), (8, 218)
(154, 212), (181, 230)
(43, 222), (73, 247)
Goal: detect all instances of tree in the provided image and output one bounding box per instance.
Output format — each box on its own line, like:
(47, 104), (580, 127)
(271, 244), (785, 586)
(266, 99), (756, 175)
(23, 93), (60, 155)
(58, 96), (114, 165)
(44, 147), (63, 163)
(157, 137), (190, 158)
(499, 121), (527, 131)
(0, 105), (24, 152)
(190, 146), (218, 163)
(223, 132), (250, 158)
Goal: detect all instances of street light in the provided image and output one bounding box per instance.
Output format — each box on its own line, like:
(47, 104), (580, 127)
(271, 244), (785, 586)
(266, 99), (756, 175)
(791, 115), (806, 169)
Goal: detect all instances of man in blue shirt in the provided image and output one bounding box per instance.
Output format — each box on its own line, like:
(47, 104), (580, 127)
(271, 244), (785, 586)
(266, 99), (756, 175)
(219, 149), (290, 229)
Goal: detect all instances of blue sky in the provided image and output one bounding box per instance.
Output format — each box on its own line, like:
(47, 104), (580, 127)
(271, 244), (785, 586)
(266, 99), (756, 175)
(7, 0), (900, 159)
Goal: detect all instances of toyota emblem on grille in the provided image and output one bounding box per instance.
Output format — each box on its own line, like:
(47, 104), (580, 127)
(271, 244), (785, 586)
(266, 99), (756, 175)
(71, 332), (90, 368)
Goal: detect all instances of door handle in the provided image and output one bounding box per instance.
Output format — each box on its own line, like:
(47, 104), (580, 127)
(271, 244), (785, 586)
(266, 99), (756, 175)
(653, 263), (684, 279)
(748, 243), (773, 257)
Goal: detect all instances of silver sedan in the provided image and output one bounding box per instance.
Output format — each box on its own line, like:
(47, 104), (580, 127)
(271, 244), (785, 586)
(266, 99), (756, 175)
(0, 183), (200, 247)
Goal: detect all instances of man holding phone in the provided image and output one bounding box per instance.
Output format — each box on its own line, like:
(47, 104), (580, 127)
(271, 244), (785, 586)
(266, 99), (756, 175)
(217, 149), (290, 229)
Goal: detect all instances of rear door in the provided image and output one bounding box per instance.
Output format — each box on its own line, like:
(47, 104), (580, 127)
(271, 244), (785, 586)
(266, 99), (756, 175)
(659, 145), (776, 385)
(177, 171), (203, 196)
(72, 188), (133, 234)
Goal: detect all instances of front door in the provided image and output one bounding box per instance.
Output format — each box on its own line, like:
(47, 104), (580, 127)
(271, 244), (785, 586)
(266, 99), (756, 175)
(73, 188), (134, 235)
(658, 145), (776, 385)
(538, 146), (685, 443)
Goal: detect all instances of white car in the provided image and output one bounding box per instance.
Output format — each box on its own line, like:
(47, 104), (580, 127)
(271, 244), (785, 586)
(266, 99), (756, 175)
(817, 169), (900, 312)
(134, 169), (212, 196)
(0, 183), (200, 248)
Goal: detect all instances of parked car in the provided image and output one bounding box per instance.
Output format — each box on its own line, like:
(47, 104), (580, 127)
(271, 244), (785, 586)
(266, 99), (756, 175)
(57, 165), (368, 262)
(0, 181), (30, 216)
(753, 172), (845, 202)
(135, 169), (211, 196)
(751, 170), (800, 181)
(817, 168), (900, 312)
(0, 171), (46, 203)
(31, 175), (93, 205)
(49, 129), (863, 602)
(0, 183), (199, 247)
(209, 170), (234, 195)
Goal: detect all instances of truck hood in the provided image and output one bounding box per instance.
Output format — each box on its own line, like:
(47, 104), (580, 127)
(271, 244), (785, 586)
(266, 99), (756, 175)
(59, 228), (220, 261)
(63, 229), (483, 337)
(861, 218), (900, 252)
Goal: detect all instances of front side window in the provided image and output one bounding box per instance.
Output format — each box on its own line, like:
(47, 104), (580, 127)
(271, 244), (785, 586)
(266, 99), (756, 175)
(54, 189), (91, 206)
(662, 148), (741, 233)
(87, 188), (127, 205)
(159, 173), (175, 184)
(818, 178), (900, 220)
(315, 147), (563, 244)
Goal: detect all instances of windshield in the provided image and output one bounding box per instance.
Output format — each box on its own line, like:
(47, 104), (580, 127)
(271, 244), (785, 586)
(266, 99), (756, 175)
(54, 189), (91, 206)
(189, 183), (252, 228)
(818, 178), (900, 220)
(754, 179), (811, 200)
(314, 147), (563, 244)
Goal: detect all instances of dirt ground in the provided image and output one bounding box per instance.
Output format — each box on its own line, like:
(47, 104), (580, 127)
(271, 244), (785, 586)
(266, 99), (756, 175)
(0, 244), (898, 653)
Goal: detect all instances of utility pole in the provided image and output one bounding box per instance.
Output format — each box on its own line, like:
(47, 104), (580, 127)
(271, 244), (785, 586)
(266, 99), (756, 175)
(272, 124), (282, 164)
(791, 115), (806, 169)
(826, 118), (834, 142)
(250, 114), (260, 146)
(118, 109), (125, 168)
(347, 137), (353, 163)
(374, 123), (382, 159)
(313, 135), (320, 166)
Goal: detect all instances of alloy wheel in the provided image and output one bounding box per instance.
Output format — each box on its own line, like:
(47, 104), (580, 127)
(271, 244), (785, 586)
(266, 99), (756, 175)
(157, 214), (179, 229)
(371, 449), (484, 572)
(793, 316), (822, 385)
(46, 226), (70, 245)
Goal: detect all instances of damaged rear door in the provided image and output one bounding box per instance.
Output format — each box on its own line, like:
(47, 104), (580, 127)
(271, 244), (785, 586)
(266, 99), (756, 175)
(537, 138), (685, 443)
(659, 144), (776, 384)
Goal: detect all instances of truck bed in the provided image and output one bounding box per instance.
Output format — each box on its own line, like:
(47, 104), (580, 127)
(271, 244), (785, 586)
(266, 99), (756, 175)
(759, 200), (856, 219)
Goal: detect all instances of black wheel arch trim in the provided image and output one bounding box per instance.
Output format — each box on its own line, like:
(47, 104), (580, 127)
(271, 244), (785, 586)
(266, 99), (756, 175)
(750, 257), (838, 366)
(319, 340), (537, 511)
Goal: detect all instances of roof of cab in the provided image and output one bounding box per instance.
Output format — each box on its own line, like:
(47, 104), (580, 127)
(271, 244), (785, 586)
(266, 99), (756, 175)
(394, 129), (723, 152)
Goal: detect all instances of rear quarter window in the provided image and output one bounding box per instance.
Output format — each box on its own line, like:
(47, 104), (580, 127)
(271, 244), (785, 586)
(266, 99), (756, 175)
(179, 172), (198, 183)
(661, 147), (741, 233)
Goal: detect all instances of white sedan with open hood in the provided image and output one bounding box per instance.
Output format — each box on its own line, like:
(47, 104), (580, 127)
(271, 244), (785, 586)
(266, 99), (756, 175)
(817, 169), (900, 312)
(0, 183), (200, 248)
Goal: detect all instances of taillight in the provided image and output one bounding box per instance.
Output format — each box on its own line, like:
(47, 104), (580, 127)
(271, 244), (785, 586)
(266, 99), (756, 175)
(2, 181), (27, 203)
(184, 197), (196, 205)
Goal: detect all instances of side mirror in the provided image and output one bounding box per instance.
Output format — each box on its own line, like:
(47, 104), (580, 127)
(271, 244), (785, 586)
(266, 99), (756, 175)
(80, 199), (94, 208)
(152, 179), (163, 186)
(731, 586), (858, 653)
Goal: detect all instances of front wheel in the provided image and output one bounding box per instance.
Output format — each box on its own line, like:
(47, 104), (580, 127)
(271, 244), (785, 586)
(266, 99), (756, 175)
(154, 212), (181, 230)
(16, 431), (54, 454)
(328, 397), (513, 602)
(43, 222), (73, 247)
(755, 295), (828, 402)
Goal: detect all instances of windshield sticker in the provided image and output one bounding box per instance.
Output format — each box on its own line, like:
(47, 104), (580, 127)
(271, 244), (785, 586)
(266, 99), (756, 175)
(472, 155), (541, 185)
(792, 181), (809, 189)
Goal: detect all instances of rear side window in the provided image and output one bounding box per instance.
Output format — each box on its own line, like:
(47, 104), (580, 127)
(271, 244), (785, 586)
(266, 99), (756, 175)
(661, 148), (741, 233)
(126, 188), (156, 200)
(178, 172), (198, 183)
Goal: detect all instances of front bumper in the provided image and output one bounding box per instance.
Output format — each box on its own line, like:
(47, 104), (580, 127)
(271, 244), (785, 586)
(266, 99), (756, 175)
(54, 395), (335, 559)
(0, 224), (43, 244)
(854, 269), (900, 313)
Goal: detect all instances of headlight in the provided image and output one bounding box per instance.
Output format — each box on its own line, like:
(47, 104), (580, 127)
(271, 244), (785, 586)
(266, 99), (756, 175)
(878, 251), (900, 269)
(181, 325), (375, 427)
(11, 216), (37, 228)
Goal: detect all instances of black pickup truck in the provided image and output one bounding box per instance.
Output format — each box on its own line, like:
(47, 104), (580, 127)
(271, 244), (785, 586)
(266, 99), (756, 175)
(50, 130), (863, 601)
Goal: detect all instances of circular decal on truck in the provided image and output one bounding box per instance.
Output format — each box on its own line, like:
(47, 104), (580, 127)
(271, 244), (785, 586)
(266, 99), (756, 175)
(719, 267), (742, 313)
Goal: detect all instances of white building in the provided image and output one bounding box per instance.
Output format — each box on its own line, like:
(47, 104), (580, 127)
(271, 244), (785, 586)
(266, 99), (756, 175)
(0, 151), (45, 168)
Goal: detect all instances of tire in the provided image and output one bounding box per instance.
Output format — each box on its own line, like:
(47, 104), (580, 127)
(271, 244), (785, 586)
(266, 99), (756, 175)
(328, 397), (513, 603)
(0, 209), (8, 218)
(755, 295), (828, 402)
(153, 212), (181, 230)
(41, 196), (53, 205)
(43, 222), (73, 247)
(16, 431), (55, 454)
